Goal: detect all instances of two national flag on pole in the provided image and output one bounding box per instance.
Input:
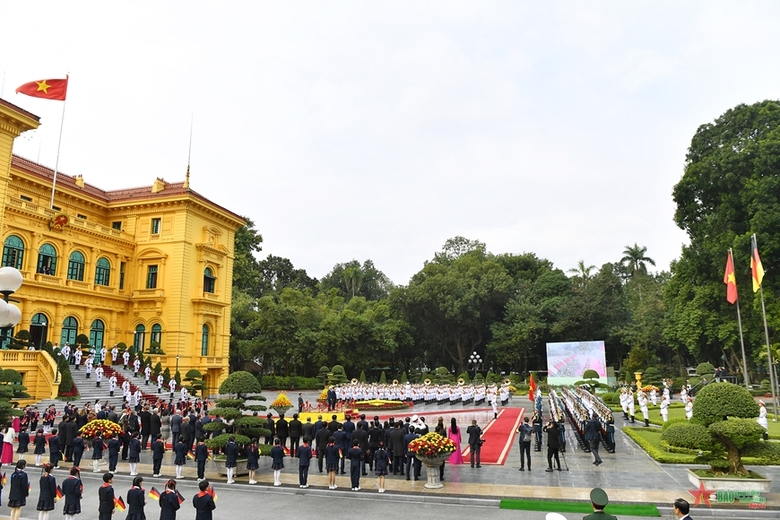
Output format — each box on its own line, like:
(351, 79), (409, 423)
(724, 234), (766, 303)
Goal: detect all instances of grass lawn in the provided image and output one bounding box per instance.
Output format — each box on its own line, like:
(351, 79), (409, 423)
(621, 427), (696, 463)
(611, 403), (780, 437)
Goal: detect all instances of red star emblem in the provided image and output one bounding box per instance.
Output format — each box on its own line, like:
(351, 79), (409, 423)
(689, 481), (714, 507)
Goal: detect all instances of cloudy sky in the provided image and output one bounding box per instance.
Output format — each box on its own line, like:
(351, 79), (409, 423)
(3, 2), (780, 284)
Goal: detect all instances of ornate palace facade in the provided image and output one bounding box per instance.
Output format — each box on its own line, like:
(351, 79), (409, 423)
(0, 98), (244, 396)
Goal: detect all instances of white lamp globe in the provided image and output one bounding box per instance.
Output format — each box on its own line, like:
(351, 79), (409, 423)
(4, 303), (21, 328)
(0, 267), (23, 292)
(0, 299), (9, 327)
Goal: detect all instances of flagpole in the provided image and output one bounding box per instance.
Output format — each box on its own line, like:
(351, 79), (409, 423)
(49, 83), (68, 209)
(754, 234), (778, 421)
(730, 249), (750, 389)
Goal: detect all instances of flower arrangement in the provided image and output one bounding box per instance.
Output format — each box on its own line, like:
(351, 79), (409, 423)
(408, 432), (457, 459)
(317, 388), (328, 402)
(271, 392), (293, 408)
(79, 419), (123, 439)
(354, 399), (410, 411)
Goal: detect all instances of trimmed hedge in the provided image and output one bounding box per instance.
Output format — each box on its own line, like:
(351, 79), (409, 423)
(660, 422), (712, 450)
(259, 375), (321, 390)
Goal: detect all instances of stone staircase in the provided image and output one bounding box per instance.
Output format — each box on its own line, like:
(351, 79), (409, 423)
(34, 363), (169, 414)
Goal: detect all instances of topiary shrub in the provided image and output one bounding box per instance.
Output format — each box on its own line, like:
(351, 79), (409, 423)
(219, 370), (262, 398)
(661, 417), (688, 432)
(661, 422), (713, 451)
(642, 366), (662, 387)
(691, 382), (761, 475)
(696, 362), (715, 377)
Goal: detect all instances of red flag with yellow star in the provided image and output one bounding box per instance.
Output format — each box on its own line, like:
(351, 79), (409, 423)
(15, 77), (68, 100)
(723, 251), (738, 304)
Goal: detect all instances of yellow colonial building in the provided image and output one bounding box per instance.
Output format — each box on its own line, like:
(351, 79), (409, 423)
(0, 98), (244, 397)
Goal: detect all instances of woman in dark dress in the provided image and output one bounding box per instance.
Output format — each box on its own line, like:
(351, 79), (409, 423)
(61, 465), (83, 518)
(246, 439), (260, 485)
(33, 429), (47, 467)
(16, 427), (29, 461)
(173, 438), (187, 479)
(270, 438), (284, 487)
(374, 442), (390, 493)
(159, 479), (180, 520)
(8, 459), (29, 520)
(36, 463), (57, 520)
(223, 436), (239, 484)
(324, 437), (339, 490)
(125, 476), (146, 520)
(128, 433), (141, 476)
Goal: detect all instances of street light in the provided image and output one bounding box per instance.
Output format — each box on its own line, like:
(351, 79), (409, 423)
(469, 351), (482, 376)
(0, 267), (23, 349)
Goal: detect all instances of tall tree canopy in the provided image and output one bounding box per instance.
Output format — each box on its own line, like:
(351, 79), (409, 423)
(319, 259), (393, 301)
(667, 100), (780, 373)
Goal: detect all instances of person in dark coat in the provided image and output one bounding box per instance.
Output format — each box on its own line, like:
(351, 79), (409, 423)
(289, 414), (303, 457)
(98, 472), (115, 520)
(352, 425), (369, 476)
(33, 429), (47, 467)
(152, 434), (166, 477)
(270, 438), (285, 486)
(173, 438), (187, 479)
(195, 438), (209, 482)
(333, 425), (348, 474)
(275, 414), (289, 451)
(8, 459), (30, 519)
(325, 437), (340, 489)
(347, 439), (364, 491)
(90, 434), (105, 473)
(125, 476), (146, 520)
(47, 429), (61, 468)
(61, 465), (83, 516)
(223, 436), (239, 484)
(192, 480), (216, 520)
(297, 438), (312, 488)
(389, 423), (405, 475)
(584, 415), (603, 466)
(543, 420), (561, 471)
(15, 427), (29, 461)
(36, 463), (57, 516)
(374, 442), (390, 493)
(107, 434), (121, 474)
(72, 431), (86, 468)
(128, 433), (141, 476)
(264, 414), (275, 445)
(315, 425), (331, 473)
(246, 439), (260, 484)
(159, 479), (180, 520)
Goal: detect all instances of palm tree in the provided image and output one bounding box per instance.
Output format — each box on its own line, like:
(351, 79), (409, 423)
(621, 244), (656, 277)
(568, 260), (596, 280)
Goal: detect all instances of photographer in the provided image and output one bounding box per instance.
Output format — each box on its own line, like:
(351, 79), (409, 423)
(543, 419), (561, 472)
(466, 420), (483, 468)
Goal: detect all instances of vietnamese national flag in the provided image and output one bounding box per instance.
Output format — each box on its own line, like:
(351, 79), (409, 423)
(724, 251), (738, 304)
(114, 496), (126, 512)
(528, 373), (537, 402)
(148, 487), (160, 501)
(15, 76), (68, 100)
(751, 235), (765, 293)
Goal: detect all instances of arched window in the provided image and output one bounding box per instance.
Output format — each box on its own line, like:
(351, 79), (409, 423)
(2, 235), (24, 269)
(149, 323), (162, 352)
(134, 324), (146, 353)
(203, 267), (216, 293)
(90, 319), (105, 347)
(61, 316), (78, 346)
(94, 257), (111, 286)
(37, 243), (58, 275)
(67, 251), (85, 281)
(201, 324), (210, 356)
(31, 313), (49, 349)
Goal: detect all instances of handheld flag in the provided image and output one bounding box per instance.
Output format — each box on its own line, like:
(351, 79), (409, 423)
(724, 251), (738, 304)
(528, 373), (537, 402)
(751, 235), (765, 292)
(55, 485), (64, 501)
(208, 486), (218, 502)
(175, 490), (185, 505)
(187, 451), (195, 460)
(1, 473), (5, 486)
(114, 496), (126, 512)
(148, 487), (160, 501)
(15, 77), (69, 100)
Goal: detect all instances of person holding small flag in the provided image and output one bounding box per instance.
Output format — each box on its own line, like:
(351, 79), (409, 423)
(61, 466), (83, 520)
(173, 437), (187, 479)
(8, 459), (29, 520)
(125, 476), (146, 520)
(192, 480), (216, 520)
(36, 463), (57, 520)
(159, 479), (180, 520)
(98, 473), (115, 520)
(151, 434), (166, 477)
(92, 435), (105, 473)
(194, 438), (209, 482)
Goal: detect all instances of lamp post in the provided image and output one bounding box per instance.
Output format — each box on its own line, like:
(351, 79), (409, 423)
(468, 351), (482, 377)
(176, 355), (180, 376)
(0, 267), (24, 349)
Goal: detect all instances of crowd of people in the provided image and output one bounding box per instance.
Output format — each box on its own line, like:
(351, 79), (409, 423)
(2, 460), (217, 520)
(327, 381), (512, 408)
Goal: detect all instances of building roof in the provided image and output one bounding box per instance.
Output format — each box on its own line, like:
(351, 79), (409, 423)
(11, 155), (245, 225)
(0, 98), (40, 122)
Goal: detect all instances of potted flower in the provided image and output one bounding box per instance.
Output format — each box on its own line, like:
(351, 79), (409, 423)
(270, 392), (293, 416)
(408, 432), (457, 489)
(80, 419), (124, 439)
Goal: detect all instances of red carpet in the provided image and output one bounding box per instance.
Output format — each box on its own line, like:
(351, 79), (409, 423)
(462, 407), (523, 465)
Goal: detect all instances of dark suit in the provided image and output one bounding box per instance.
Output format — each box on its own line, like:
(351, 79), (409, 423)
(276, 417), (289, 449)
(584, 417), (603, 464)
(315, 427), (331, 472)
(152, 438), (166, 475)
(544, 423), (561, 470)
(466, 424), (482, 467)
(403, 431), (420, 479)
(170, 413), (182, 447)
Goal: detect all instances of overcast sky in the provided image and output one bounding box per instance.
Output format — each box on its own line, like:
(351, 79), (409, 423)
(3, 2), (779, 285)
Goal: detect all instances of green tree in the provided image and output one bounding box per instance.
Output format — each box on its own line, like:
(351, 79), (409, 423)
(232, 218), (264, 297)
(257, 255), (318, 297)
(620, 244), (656, 278)
(183, 369), (206, 396)
(219, 370), (262, 398)
(319, 259), (393, 301)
